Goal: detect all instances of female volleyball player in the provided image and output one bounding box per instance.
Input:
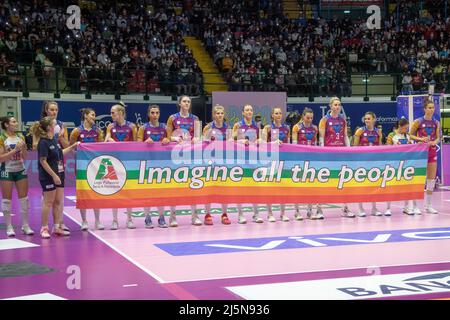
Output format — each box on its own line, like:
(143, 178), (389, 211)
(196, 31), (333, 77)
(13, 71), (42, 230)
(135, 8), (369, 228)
(166, 95), (202, 226)
(292, 107), (321, 220)
(319, 97), (355, 218)
(262, 107), (290, 222)
(32, 101), (71, 234)
(409, 99), (441, 214)
(386, 117), (414, 215)
(0, 117), (33, 236)
(33, 101), (69, 149)
(232, 104), (263, 223)
(31, 117), (78, 238)
(104, 102), (137, 229)
(353, 111), (383, 217)
(137, 104), (170, 228)
(202, 104), (232, 225)
(69, 108), (104, 230)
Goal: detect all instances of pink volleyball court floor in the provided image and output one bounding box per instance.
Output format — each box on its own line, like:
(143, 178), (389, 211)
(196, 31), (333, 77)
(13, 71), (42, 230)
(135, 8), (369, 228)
(1, 186), (450, 300)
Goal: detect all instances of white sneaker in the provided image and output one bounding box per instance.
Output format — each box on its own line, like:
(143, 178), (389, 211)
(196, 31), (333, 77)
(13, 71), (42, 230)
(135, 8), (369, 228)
(358, 210), (367, 217)
(52, 225), (70, 236)
(384, 209), (392, 216)
(81, 221), (89, 231)
(238, 214), (247, 224)
(371, 209), (383, 217)
(267, 214), (276, 222)
(413, 206), (422, 215)
(316, 208), (325, 220)
(425, 206), (438, 214)
(21, 225), (34, 235)
(252, 213), (263, 223)
(403, 208), (414, 216)
(191, 216), (202, 226)
(280, 214), (290, 222)
(6, 225), (15, 237)
(294, 213), (303, 221)
(309, 212), (320, 220)
(169, 214), (178, 227)
(110, 220), (119, 230)
(60, 224), (70, 232)
(95, 221), (105, 230)
(306, 208), (313, 219)
(342, 207), (356, 218)
(126, 220), (136, 229)
(40, 226), (51, 239)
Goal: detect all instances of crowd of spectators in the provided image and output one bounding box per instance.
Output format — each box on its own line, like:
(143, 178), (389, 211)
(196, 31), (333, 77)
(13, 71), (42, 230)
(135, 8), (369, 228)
(0, 0), (449, 97)
(0, 0), (203, 94)
(195, 0), (450, 96)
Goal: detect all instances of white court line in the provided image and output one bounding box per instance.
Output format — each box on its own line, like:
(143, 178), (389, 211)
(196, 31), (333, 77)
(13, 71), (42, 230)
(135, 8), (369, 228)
(3, 293), (66, 300)
(63, 210), (166, 283)
(0, 239), (39, 251)
(65, 196), (76, 202)
(0, 212), (15, 217)
(123, 284), (138, 287)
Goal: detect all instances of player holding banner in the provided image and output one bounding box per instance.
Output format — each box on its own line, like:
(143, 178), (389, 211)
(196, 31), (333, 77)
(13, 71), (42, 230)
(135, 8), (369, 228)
(202, 104), (232, 225)
(104, 102), (137, 230)
(353, 111), (383, 217)
(167, 95), (203, 226)
(70, 108), (104, 230)
(137, 104), (170, 228)
(262, 107), (291, 222)
(319, 97), (355, 218)
(386, 117), (415, 216)
(232, 104), (263, 224)
(292, 107), (320, 220)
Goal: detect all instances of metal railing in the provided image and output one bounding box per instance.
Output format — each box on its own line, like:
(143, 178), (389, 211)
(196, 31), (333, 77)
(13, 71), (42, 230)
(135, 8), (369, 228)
(0, 63), (445, 98)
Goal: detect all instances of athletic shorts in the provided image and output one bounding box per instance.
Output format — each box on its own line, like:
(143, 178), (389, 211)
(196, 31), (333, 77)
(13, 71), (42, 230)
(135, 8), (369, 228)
(428, 146), (437, 164)
(0, 169), (27, 182)
(40, 173), (65, 192)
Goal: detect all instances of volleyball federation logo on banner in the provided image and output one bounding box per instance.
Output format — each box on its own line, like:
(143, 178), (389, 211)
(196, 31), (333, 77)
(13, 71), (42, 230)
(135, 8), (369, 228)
(86, 156), (126, 195)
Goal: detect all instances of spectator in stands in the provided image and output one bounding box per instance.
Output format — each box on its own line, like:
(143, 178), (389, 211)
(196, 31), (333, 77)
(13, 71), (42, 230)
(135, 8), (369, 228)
(412, 72), (424, 91)
(402, 72), (414, 94)
(42, 56), (53, 92)
(0, 53), (10, 89)
(97, 47), (109, 67)
(221, 53), (234, 73)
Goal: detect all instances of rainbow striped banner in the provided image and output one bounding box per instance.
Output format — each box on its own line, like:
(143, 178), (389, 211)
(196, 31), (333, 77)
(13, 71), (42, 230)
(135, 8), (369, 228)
(75, 142), (428, 209)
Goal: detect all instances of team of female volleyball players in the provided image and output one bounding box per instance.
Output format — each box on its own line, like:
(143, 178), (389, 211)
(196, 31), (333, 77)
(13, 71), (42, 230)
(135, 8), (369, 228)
(0, 96), (441, 238)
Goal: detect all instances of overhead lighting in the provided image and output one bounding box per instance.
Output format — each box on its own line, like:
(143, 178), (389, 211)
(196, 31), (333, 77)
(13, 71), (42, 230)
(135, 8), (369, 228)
(344, 10), (350, 14)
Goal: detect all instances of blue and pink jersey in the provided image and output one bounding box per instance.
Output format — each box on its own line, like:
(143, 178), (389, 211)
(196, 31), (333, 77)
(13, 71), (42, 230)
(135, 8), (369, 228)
(75, 124), (101, 143)
(142, 122), (167, 142)
(296, 123), (318, 145)
(357, 126), (380, 146)
(169, 112), (199, 139)
(236, 119), (260, 142)
(208, 121), (229, 141)
(267, 123), (290, 143)
(109, 121), (134, 142)
(322, 114), (346, 147)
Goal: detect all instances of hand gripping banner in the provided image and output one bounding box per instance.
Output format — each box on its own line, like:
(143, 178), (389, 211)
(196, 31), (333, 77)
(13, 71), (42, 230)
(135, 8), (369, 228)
(75, 142), (428, 209)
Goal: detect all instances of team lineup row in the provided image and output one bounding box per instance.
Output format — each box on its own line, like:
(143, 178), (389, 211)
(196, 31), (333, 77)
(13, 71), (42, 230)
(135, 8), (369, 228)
(0, 96), (441, 239)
